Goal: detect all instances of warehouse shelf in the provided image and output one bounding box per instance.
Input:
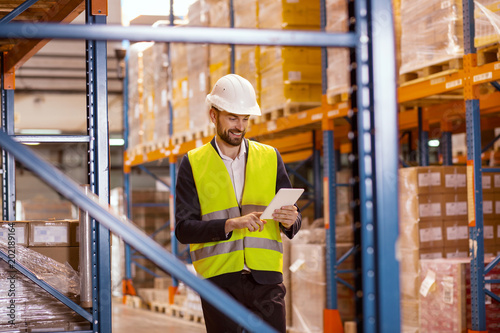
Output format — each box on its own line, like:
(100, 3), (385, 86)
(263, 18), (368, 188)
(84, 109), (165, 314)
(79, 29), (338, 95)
(0, 0), (400, 332)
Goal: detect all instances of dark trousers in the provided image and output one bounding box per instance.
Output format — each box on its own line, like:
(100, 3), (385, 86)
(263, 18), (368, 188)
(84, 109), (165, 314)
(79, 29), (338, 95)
(200, 273), (286, 333)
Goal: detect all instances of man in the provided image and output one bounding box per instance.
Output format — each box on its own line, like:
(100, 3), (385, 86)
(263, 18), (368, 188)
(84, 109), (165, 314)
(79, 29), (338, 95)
(175, 74), (301, 333)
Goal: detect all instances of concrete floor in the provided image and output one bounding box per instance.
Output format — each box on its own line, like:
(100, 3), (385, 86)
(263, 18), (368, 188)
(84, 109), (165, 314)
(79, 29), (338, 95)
(112, 302), (206, 333)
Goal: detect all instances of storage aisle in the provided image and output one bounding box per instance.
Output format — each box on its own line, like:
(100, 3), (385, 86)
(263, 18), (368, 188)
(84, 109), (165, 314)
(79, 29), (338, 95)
(112, 302), (206, 333)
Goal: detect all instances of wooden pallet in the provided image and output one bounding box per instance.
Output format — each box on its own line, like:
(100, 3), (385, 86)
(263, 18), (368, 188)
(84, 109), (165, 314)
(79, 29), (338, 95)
(326, 91), (349, 105)
(251, 101), (321, 125)
(477, 43), (500, 66)
(150, 301), (205, 325)
(399, 58), (463, 84)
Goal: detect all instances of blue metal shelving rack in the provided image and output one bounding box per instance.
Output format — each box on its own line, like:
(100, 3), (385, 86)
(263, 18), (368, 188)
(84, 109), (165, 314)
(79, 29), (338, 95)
(0, 0), (401, 331)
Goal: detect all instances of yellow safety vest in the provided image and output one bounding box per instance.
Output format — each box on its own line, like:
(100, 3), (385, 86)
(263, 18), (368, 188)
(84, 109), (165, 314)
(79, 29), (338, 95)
(187, 140), (283, 279)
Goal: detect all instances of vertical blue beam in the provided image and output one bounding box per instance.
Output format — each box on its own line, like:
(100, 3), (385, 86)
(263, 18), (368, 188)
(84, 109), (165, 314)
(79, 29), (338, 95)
(353, 0), (377, 330)
(1, 60), (15, 221)
(371, 0), (401, 330)
(467, 99), (486, 331)
(320, 0), (327, 95)
(229, 0), (235, 74)
(122, 37), (132, 281)
(418, 107), (429, 166)
(313, 131), (322, 219)
(463, 0), (485, 329)
(86, 3), (111, 332)
(168, 0), (174, 137)
(170, 158), (179, 288)
(323, 129), (338, 310)
(441, 131), (453, 166)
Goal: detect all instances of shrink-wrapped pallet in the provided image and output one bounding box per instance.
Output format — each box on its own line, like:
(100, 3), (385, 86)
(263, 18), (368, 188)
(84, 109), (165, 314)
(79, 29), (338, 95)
(171, 43), (190, 138)
(289, 228), (355, 332)
(0, 241), (85, 331)
(400, 0), (463, 75)
(187, 0), (210, 135)
(258, 0), (322, 114)
(325, 0), (350, 104)
(258, 0), (320, 30)
(208, 0), (230, 89)
(234, 0), (260, 102)
(152, 43), (170, 144)
(475, 1), (500, 48)
(127, 43), (149, 153)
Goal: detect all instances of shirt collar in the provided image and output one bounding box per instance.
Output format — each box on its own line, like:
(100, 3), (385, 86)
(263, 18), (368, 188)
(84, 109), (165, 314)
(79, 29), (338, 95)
(215, 136), (247, 161)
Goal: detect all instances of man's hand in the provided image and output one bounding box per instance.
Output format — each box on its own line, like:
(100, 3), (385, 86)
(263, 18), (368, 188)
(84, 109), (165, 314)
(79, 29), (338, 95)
(272, 205), (298, 230)
(225, 212), (267, 233)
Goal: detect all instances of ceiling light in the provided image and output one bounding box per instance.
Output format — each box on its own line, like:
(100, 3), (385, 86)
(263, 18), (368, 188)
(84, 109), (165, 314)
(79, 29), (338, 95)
(428, 140), (440, 147)
(110, 138), (124, 146)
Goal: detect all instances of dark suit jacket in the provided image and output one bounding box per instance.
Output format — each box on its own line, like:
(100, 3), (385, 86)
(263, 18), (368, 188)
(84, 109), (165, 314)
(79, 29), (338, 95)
(175, 137), (302, 285)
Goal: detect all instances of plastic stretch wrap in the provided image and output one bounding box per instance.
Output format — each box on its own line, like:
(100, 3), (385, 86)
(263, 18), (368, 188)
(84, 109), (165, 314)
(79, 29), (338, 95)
(234, 0), (258, 28)
(325, 0), (350, 103)
(288, 229), (354, 332)
(187, 1), (210, 135)
(258, 0), (320, 30)
(127, 43), (150, 153)
(400, 0), (463, 75)
(0, 239), (83, 331)
(152, 43), (170, 144)
(475, 1), (500, 47)
(207, 0), (230, 89)
(171, 43), (190, 137)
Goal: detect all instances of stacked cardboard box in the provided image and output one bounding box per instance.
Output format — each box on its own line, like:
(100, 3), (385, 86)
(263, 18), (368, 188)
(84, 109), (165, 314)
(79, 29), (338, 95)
(419, 258), (500, 332)
(187, 0), (211, 135)
(207, 0), (231, 90)
(171, 43), (190, 139)
(20, 198), (76, 220)
(127, 42), (170, 153)
(258, 0), (322, 113)
(325, 0), (350, 104)
(399, 0), (463, 75)
(234, 0), (260, 103)
(399, 166), (500, 331)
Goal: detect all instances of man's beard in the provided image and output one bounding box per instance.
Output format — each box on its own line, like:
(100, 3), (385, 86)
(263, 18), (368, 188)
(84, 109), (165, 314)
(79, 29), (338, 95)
(216, 119), (246, 147)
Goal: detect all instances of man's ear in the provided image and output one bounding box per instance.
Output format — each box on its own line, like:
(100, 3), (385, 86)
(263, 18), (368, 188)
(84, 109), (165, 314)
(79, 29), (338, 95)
(209, 108), (217, 125)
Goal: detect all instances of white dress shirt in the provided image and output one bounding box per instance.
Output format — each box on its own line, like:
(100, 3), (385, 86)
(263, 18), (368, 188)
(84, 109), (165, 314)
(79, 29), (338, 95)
(214, 138), (247, 206)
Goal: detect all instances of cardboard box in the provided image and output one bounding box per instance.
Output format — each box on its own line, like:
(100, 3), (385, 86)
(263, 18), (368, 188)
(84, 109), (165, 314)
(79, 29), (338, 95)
(484, 220), (496, 247)
(418, 193), (444, 222)
(69, 221), (79, 246)
(400, 166), (443, 194)
(28, 221), (70, 247)
(483, 192), (496, 220)
(399, 193), (419, 223)
(0, 221), (28, 246)
(400, 272), (420, 300)
(419, 247), (444, 259)
(443, 220), (468, 248)
(442, 192), (468, 221)
(483, 172), (495, 193)
(494, 173), (500, 192)
(444, 244), (469, 258)
(29, 246), (79, 270)
(399, 248), (420, 275)
(442, 166), (467, 192)
(399, 221), (419, 249)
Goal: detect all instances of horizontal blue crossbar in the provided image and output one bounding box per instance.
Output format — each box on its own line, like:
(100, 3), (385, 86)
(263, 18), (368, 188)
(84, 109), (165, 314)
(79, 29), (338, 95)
(0, 23), (357, 48)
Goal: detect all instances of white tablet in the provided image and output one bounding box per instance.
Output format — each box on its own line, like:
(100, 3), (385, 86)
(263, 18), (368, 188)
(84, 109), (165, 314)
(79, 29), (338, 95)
(260, 188), (304, 220)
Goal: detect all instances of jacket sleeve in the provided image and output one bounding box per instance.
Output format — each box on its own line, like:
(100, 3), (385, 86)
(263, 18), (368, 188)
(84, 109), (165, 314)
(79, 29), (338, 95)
(174, 155), (231, 244)
(275, 149), (302, 239)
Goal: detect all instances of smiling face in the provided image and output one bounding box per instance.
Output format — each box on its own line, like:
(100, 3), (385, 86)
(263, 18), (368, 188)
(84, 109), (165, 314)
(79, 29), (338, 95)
(211, 108), (250, 147)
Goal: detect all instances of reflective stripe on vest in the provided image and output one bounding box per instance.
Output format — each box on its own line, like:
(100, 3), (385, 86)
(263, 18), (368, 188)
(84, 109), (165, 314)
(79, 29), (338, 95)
(188, 140), (282, 278)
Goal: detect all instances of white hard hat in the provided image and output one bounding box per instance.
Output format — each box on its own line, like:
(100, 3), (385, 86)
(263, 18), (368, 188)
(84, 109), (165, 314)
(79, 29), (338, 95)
(206, 74), (261, 116)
